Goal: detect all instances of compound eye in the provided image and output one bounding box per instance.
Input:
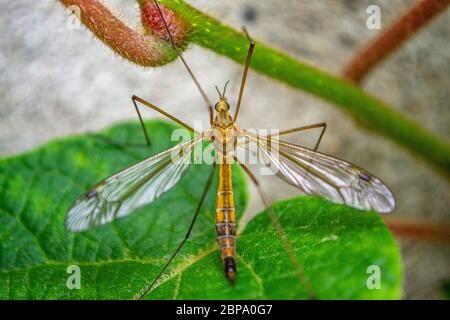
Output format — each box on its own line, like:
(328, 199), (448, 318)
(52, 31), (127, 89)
(214, 103), (220, 111)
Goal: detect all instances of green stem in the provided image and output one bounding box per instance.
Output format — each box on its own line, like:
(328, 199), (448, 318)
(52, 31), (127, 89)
(158, 0), (450, 180)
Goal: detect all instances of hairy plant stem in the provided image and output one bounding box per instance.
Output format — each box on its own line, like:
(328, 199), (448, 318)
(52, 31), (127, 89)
(60, 0), (177, 66)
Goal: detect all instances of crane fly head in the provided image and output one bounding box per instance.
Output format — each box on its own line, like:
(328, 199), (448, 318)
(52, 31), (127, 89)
(214, 81), (230, 112)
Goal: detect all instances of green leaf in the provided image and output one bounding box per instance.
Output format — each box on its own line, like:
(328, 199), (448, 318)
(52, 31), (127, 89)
(0, 120), (402, 299)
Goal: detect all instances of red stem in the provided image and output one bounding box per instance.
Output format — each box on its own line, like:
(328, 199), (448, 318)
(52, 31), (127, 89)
(60, 0), (177, 66)
(343, 0), (450, 83)
(383, 217), (450, 245)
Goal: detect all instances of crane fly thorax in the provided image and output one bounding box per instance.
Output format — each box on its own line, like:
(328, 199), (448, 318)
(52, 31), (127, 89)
(211, 125), (237, 164)
(214, 111), (233, 128)
(210, 97), (237, 163)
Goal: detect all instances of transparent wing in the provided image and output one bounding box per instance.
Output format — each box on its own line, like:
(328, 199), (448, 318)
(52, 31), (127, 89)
(240, 132), (395, 213)
(66, 136), (205, 232)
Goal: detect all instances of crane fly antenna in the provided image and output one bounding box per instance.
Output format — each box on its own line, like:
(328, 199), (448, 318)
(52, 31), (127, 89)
(233, 27), (255, 122)
(153, 0), (214, 124)
(222, 80), (230, 97)
(215, 81), (230, 100)
(215, 85), (223, 99)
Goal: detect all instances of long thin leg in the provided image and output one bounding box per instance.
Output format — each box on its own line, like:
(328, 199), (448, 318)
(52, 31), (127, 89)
(87, 96), (198, 150)
(137, 162), (217, 300)
(267, 122), (326, 190)
(233, 27), (255, 122)
(270, 122), (327, 151)
(238, 122), (327, 152)
(86, 96), (159, 149)
(131, 96), (152, 147)
(132, 95), (195, 133)
(153, 0), (214, 125)
(234, 158), (316, 299)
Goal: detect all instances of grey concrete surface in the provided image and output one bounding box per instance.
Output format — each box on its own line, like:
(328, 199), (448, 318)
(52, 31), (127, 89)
(0, 0), (449, 299)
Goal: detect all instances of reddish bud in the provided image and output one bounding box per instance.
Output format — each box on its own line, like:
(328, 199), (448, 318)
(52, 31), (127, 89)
(140, 1), (189, 45)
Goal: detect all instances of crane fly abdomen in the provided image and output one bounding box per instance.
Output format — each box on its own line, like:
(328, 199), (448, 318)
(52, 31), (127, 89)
(216, 161), (237, 283)
(213, 123), (238, 283)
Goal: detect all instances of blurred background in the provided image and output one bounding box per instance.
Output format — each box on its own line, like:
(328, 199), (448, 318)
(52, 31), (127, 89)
(0, 0), (448, 299)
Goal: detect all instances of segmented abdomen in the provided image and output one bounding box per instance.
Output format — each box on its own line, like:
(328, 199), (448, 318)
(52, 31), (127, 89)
(215, 160), (236, 282)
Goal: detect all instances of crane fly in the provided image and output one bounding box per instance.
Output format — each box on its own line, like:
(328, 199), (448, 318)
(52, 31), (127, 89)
(65, 0), (395, 299)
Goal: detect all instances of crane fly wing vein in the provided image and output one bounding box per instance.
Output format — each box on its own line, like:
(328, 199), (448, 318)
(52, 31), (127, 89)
(239, 132), (395, 213)
(65, 136), (206, 232)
